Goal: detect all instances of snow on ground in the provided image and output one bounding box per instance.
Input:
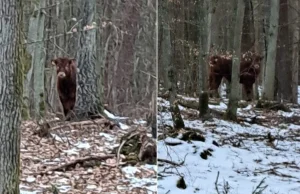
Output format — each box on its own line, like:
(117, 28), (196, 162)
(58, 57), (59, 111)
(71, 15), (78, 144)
(20, 110), (156, 194)
(158, 96), (300, 194)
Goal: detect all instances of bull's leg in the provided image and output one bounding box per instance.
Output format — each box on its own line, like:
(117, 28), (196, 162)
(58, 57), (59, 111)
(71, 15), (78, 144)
(242, 84), (254, 101)
(209, 74), (222, 98)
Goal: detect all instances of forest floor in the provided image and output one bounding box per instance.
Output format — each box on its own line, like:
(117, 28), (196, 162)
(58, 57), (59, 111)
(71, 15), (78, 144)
(19, 111), (156, 194)
(157, 87), (300, 194)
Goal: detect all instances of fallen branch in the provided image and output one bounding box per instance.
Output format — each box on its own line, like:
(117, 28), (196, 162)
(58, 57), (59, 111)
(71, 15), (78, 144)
(158, 158), (183, 166)
(215, 171), (220, 194)
(33, 154), (115, 175)
(50, 118), (113, 131)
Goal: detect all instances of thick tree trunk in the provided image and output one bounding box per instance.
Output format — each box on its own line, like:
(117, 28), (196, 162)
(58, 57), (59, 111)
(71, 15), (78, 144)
(226, 0), (245, 121)
(74, 0), (103, 118)
(263, 0), (280, 100)
(0, 0), (23, 193)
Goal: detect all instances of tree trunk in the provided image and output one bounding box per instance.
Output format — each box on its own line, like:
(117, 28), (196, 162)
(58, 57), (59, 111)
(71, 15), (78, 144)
(0, 0), (23, 193)
(169, 67), (185, 129)
(27, 0), (46, 118)
(158, 0), (171, 91)
(263, 0), (280, 100)
(226, 0), (245, 121)
(199, 0), (214, 117)
(289, 0), (299, 103)
(74, 0), (103, 118)
(241, 0), (255, 53)
(275, 0), (293, 102)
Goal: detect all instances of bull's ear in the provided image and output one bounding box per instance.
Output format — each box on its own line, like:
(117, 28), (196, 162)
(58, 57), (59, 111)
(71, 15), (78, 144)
(51, 59), (57, 66)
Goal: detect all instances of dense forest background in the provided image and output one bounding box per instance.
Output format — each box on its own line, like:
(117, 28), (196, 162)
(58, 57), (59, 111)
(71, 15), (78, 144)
(159, 0), (299, 104)
(22, 0), (156, 120)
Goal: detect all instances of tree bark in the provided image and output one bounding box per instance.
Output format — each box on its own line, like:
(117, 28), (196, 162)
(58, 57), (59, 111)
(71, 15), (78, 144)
(0, 0), (23, 193)
(158, 0), (171, 92)
(241, 0), (255, 53)
(263, 0), (280, 100)
(74, 0), (103, 119)
(31, 0), (46, 118)
(289, 0), (299, 103)
(226, 0), (245, 121)
(198, 0), (214, 117)
(275, 0), (293, 102)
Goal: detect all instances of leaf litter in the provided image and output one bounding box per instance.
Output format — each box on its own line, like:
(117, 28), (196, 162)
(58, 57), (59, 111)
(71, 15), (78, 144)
(20, 112), (156, 194)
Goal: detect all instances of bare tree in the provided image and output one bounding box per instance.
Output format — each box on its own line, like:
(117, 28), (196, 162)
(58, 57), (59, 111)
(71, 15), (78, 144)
(0, 0), (23, 193)
(263, 0), (280, 100)
(226, 0), (245, 121)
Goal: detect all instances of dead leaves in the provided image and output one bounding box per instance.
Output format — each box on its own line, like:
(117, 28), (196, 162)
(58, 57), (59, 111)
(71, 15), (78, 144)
(20, 118), (156, 194)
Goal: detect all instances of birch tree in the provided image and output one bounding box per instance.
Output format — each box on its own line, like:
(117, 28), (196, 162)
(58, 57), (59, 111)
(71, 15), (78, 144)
(226, 0), (245, 121)
(0, 0), (23, 193)
(263, 0), (280, 100)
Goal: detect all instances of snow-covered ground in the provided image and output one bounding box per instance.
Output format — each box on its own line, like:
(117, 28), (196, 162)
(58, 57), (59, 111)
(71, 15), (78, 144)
(157, 87), (300, 194)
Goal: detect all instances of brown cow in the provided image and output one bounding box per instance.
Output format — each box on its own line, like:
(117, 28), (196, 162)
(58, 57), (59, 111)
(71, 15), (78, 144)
(209, 52), (263, 101)
(51, 57), (77, 119)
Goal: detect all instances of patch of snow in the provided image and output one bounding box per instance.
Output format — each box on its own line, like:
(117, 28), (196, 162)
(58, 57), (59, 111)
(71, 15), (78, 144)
(99, 132), (115, 142)
(133, 119), (147, 125)
(122, 166), (157, 193)
(119, 122), (129, 129)
(209, 102), (227, 110)
(20, 190), (37, 194)
(289, 124), (300, 129)
(104, 109), (128, 120)
(25, 176), (36, 183)
(75, 141), (91, 149)
(57, 185), (71, 193)
(51, 134), (67, 143)
(86, 185), (97, 189)
(56, 178), (69, 184)
(63, 148), (79, 155)
(165, 137), (184, 144)
(278, 110), (294, 117)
